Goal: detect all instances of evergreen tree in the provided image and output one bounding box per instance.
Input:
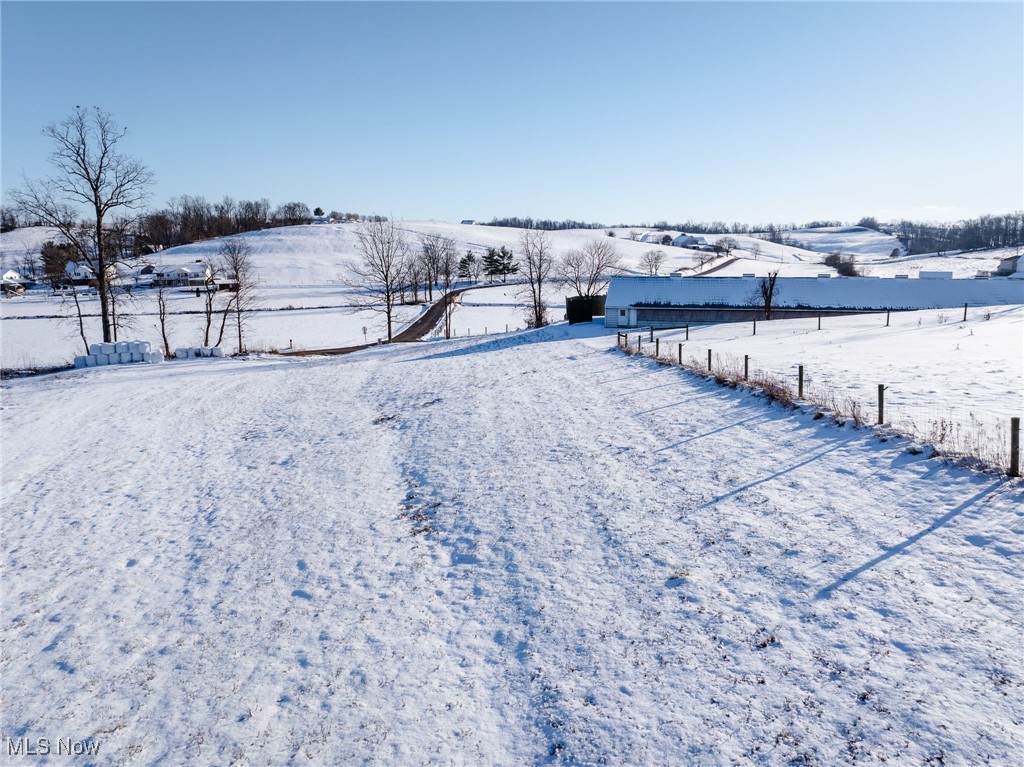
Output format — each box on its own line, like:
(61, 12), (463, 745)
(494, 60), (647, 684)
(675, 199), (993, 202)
(498, 246), (519, 281)
(483, 247), (503, 282)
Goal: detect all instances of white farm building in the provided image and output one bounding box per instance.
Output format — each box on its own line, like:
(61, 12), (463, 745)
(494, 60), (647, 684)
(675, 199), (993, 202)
(605, 274), (1024, 328)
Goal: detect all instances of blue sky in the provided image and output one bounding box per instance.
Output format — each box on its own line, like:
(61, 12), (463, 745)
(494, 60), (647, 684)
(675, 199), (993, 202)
(3, 1), (1022, 225)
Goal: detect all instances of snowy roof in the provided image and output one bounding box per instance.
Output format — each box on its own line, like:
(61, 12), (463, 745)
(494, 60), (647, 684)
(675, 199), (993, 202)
(606, 274), (1024, 311)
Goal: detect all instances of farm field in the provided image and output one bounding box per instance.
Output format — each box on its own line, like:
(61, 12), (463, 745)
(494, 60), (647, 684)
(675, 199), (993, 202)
(2, 322), (1021, 765)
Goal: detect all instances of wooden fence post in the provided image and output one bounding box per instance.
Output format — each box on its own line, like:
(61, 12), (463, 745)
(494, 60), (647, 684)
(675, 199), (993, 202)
(1010, 417), (1020, 477)
(886, 310), (890, 327)
(649, 328), (654, 342)
(685, 324), (689, 341)
(817, 313), (821, 330)
(655, 338), (660, 357)
(744, 354), (749, 381)
(678, 343), (682, 365)
(753, 318), (757, 336)
(798, 365), (804, 398)
(707, 349), (712, 371)
(877, 384), (885, 425)
(963, 303), (968, 322)
(636, 334), (641, 351)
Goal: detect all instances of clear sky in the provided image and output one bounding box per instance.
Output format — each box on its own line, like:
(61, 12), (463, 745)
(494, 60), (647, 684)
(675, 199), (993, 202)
(3, 1), (1022, 225)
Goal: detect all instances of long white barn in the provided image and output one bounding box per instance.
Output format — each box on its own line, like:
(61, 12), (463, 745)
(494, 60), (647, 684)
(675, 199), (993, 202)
(605, 274), (1024, 328)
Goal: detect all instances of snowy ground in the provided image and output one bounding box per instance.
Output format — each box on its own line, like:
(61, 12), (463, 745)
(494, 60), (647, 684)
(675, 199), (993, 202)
(2, 324), (1021, 766)
(649, 305), (1024, 451)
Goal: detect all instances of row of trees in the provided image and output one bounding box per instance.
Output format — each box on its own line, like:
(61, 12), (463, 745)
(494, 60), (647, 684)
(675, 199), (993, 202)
(884, 213), (1024, 255)
(350, 223), (632, 336)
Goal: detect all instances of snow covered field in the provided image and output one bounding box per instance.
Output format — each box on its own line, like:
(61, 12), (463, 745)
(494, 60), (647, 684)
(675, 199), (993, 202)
(649, 306), (1024, 467)
(3, 324), (1021, 765)
(4, 223), (1017, 368)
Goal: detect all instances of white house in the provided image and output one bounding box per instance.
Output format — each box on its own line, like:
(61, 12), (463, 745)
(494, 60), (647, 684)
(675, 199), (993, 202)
(995, 254), (1023, 277)
(640, 231), (680, 245)
(64, 261), (96, 284)
(151, 261), (212, 288)
(671, 234), (709, 249)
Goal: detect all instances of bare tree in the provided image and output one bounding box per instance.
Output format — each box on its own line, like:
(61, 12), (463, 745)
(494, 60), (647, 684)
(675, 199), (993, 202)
(156, 285), (173, 357)
(639, 249), (666, 276)
(10, 107), (152, 343)
(757, 270), (781, 320)
(716, 236), (738, 256)
(347, 219), (409, 341)
(749, 241), (761, 260)
(561, 238), (623, 297)
(436, 240), (458, 338)
(520, 230), (554, 327)
(418, 233), (454, 302)
(218, 239), (257, 352)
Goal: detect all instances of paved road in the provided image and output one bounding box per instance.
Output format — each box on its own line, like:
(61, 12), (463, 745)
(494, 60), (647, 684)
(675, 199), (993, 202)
(281, 284), (488, 357)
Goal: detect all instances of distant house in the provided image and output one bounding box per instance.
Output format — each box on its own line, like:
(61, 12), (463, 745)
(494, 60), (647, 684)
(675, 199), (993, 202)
(460, 219), (477, 225)
(640, 231), (678, 246)
(995, 254), (1023, 277)
(671, 234), (709, 249)
(151, 261), (212, 288)
(2, 269), (30, 296)
(64, 261), (96, 285)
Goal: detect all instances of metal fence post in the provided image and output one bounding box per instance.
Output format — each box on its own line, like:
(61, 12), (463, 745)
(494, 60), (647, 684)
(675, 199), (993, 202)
(685, 324), (689, 341)
(744, 354), (749, 381)
(649, 328), (654, 343)
(753, 318), (757, 336)
(655, 337), (660, 357)
(798, 365), (804, 398)
(678, 343), (682, 365)
(878, 384), (885, 425)
(707, 349), (712, 371)
(963, 303), (968, 323)
(1010, 417), (1020, 477)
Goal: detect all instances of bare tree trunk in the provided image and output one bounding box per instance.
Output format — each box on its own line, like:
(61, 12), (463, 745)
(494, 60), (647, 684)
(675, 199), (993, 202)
(69, 284), (89, 355)
(157, 286), (172, 356)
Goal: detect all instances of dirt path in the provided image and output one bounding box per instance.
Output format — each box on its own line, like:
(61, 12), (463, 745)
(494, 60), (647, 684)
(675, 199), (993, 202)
(281, 285), (488, 356)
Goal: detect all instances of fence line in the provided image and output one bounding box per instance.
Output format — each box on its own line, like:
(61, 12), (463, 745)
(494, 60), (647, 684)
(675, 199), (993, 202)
(618, 330), (1021, 476)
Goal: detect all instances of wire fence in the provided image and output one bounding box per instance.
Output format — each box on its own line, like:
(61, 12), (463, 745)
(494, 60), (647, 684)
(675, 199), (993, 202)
(617, 327), (1022, 476)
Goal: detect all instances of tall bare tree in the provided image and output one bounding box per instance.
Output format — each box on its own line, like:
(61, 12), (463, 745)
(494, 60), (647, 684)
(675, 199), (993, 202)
(10, 107), (152, 343)
(639, 249), (666, 276)
(218, 239), (257, 352)
(560, 238), (622, 297)
(347, 219), (409, 341)
(519, 230), (554, 327)
(757, 270), (781, 320)
(156, 285), (173, 357)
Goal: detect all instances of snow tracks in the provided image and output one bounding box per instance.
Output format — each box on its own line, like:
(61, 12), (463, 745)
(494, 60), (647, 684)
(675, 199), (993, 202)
(2, 329), (1021, 765)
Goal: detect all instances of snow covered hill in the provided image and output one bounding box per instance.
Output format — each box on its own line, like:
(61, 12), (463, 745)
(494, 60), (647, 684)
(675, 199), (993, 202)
(3, 325), (1021, 765)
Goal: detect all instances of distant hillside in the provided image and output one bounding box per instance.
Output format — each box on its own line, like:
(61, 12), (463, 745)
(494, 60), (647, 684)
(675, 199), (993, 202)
(780, 226), (907, 259)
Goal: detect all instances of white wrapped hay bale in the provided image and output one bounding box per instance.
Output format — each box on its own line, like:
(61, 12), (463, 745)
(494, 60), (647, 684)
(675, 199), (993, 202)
(150, 350), (164, 363)
(85, 355), (97, 367)
(131, 352), (144, 362)
(95, 354), (109, 366)
(74, 356), (87, 369)
(100, 343), (116, 356)
(140, 341), (152, 353)
(119, 351), (133, 364)
(200, 347), (212, 358)
(175, 348), (189, 359)
(115, 342), (129, 354)
(89, 343), (103, 356)
(211, 347), (224, 358)
(128, 341), (141, 353)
